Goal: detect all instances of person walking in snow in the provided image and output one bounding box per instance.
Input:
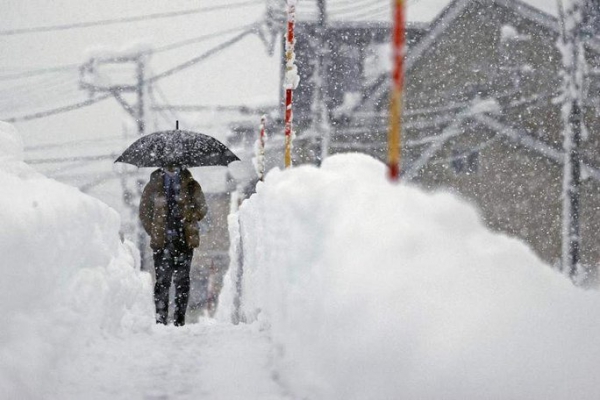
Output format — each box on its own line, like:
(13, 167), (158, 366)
(139, 166), (207, 326)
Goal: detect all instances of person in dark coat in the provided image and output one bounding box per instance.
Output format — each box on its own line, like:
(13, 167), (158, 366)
(139, 166), (207, 326)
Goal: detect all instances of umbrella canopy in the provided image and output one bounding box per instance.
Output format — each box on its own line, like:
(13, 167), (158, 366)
(115, 130), (240, 168)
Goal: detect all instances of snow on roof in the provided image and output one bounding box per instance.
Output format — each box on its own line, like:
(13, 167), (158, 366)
(409, 0), (558, 22)
(406, 0), (558, 72)
(295, 0), (558, 24)
(353, 0), (561, 114)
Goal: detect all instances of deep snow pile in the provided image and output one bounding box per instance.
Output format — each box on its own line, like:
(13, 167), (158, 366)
(220, 153), (600, 400)
(0, 122), (153, 399)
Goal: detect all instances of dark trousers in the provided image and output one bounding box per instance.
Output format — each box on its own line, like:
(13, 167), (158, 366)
(153, 244), (193, 326)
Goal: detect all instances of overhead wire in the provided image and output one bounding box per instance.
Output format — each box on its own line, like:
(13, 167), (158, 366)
(0, 64), (79, 81)
(332, 3), (389, 20)
(0, 23), (258, 115)
(351, 8), (390, 21)
(0, 72), (77, 93)
(0, 76), (84, 113)
(0, 0), (262, 36)
(2, 26), (257, 123)
(8, 5), (265, 193)
(148, 29), (255, 83)
(329, 0), (422, 20)
(329, 0), (384, 15)
(151, 22), (258, 55)
(25, 153), (119, 164)
(25, 135), (125, 151)
(2, 93), (112, 123)
(0, 23), (255, 83)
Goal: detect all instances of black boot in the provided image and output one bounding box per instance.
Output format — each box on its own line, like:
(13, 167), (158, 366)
(173, 312), (185, 327)
(156, 309), (168, 325)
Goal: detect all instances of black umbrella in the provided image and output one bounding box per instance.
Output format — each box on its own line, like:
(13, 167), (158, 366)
(115, 129), (240, 168)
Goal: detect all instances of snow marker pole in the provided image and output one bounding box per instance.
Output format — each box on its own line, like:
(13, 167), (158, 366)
(257, 115), (267, 181)
(388, 0), (405, 181)
(284, 89), (293, 168)
(284, 0), (299, 168)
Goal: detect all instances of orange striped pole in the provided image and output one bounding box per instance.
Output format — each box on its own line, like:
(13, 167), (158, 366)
(388, 0), (405, 181)
(284, 0), (299, 168)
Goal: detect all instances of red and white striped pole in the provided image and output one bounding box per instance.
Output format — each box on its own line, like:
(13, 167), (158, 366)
(284, 0), (299, 168)
(388, 0), (405, 181)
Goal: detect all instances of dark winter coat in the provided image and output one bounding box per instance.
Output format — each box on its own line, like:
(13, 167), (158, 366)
(139, 168), (207, 249)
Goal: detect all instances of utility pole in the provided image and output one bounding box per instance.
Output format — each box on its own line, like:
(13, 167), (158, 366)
(557, 0), (594, 284)
(134, 58), (149, 271)
(80, 50), (150, 270)
(136, 57), (146, 136)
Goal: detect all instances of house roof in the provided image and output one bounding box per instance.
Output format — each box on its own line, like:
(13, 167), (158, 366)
(405, 0), (558, 73)
(352, 0), (560, 114)
(293, 0), (558, 24)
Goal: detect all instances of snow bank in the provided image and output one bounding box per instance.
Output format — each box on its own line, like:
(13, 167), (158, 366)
(220, 153), (600, 400)
(0, 122), (153, 399)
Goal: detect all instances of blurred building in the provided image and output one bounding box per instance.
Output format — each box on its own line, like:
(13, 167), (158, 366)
(229, 0), (600, 278)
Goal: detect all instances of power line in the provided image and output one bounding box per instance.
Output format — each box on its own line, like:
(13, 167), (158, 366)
(0, 23), (258, 83)
(0, 76), (86, 114)
(0, 74), (79, 96)
(25, 135), (125, 151)
(0, 1), (261, 36)
(350, 8), (389, 21)
(329, 0), (382, 14)
(331, 3), (389, 20)
(148, 29), (254, 83)
(2, 28), (256, 122)
(2, 93), (112, 123)
(25, 153), (119, 164)
(0, 64), (79, 81)
(151, 22), (258, 54)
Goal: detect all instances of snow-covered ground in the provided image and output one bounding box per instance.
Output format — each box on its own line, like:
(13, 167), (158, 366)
(220, 153), (600, 400)
(0, 121), (288, 400)
(4, 118), (600, 400)
(52, 320), (289, 400)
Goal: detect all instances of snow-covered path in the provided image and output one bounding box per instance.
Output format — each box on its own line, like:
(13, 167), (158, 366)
(52, 320), (290, 400)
